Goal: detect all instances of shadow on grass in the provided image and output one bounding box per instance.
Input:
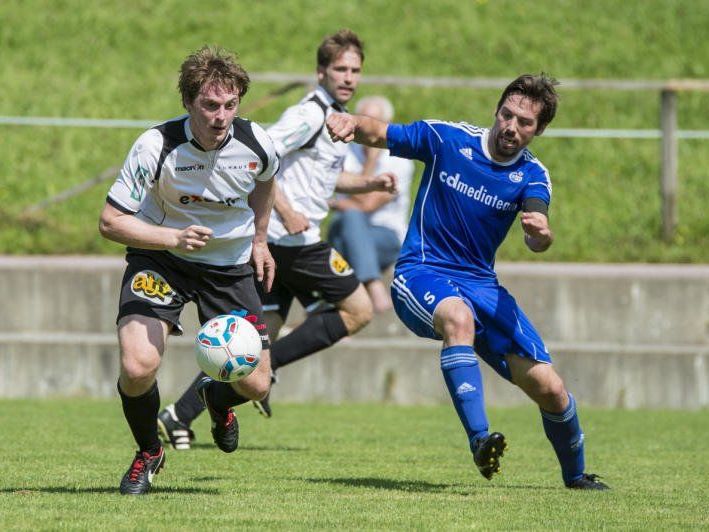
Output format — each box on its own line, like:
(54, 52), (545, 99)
(305, 477), (559, 493)
(305, 477), (452, 493)
(1, 486), (218, 495)
(188, 442), (306, 452)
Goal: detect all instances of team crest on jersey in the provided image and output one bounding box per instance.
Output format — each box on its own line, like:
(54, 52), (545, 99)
(130, 270), (174, 304)
(508, 171), (524, 183)
(329, 249), (353, 276)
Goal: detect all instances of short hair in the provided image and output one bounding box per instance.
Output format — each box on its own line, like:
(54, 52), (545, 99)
(178, 45), (250, 106)
(496, 73), (560, 133)
(316, 29), (364, 68)
(355, 95), (395, 122)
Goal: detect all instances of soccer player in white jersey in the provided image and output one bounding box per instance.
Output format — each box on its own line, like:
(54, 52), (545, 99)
(158, 29), (396, 442)
(99, 46), (279, 495)
(326, 74), (609, 490)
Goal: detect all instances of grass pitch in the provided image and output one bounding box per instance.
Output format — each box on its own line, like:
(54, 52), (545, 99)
(0, 400), (707, 530)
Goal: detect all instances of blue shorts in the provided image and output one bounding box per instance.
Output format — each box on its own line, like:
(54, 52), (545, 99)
(391, 268), (551, 381)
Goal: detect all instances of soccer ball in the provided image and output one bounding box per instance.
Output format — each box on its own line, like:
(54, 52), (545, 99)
(195, 315), (262, 382)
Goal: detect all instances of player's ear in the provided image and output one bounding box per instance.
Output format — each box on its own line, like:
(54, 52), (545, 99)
(535, 124), (547, 136)
(316, 66), (326, 83)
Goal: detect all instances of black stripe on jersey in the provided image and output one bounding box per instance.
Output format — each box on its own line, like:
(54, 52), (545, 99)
(300, 95), (329, 150)
(106, 195), (137, 214)
(153, 118), (188, 182)
(232, 117), (269, 175)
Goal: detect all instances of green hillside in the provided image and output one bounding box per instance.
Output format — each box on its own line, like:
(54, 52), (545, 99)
(1, 0), (707, 261)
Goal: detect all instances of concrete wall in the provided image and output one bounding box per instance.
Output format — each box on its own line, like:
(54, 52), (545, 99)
(0, 256), (707, 409)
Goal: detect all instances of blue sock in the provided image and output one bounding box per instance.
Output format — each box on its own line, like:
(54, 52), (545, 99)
(540, 393), (585, 485)
(440, 346), (489, 450)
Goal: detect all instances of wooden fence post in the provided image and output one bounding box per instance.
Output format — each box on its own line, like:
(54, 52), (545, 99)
(660, 89), (678, 242)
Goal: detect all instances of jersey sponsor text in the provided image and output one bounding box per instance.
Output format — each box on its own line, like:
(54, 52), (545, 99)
(439, 171), (518, 212)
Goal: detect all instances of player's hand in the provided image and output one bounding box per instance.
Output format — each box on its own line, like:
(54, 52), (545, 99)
(251, 240), (275, 293)
(368, 172), (398, 194)
(326, 112), (357, 143)
(283, 210), (310, 235)
(520, 212), (553, 251)
(175, 225), (212, 251)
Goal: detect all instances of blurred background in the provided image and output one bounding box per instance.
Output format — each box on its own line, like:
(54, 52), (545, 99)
(0, 0), (707, 407)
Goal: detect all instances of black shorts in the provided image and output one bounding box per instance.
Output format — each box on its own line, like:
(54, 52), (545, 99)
(117, 248), (269, 348)
(258, 241), (360, 321)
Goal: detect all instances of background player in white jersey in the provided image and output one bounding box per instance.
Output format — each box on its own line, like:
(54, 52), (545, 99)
(99, 46), (279, 495)
(158, 29), (396, 443)
(328, 95), (414, 313)
(327, 74), (609, 490)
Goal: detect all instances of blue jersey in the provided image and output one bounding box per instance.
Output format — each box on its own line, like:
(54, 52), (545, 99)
(387, 120), (552, 282)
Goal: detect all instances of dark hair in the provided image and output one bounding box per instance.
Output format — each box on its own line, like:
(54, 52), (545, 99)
(496, 74), (560, 132)
(316, 29), (364, 68)
(178, 45), (250, 106)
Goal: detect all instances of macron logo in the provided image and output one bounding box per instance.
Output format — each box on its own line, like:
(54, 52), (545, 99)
(459, 147), (473, 160)
(457, 382), (476, 395)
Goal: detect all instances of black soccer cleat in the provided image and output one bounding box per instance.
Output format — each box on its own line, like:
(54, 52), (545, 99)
(473, 432), (507, 480)
(157, 404), (195, 450)
(119, 447), (165, 495)
(197, 377), (239, 453)
(567, 473), (610, 490)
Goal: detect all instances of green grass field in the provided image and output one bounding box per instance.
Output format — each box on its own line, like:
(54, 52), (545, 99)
(1, 0), (708, 261)
(0, 400), (707, 529)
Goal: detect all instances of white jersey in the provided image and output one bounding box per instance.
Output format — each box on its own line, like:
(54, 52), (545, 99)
(343, 144), (415, 243)
(267, 86), (348, 246)
(107, 115), (279, 266)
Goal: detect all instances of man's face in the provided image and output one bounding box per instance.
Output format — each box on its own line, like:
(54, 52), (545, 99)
(317, 48), (362, 105)
(488, 94), (543, 161)
(185, 83), (240, 150)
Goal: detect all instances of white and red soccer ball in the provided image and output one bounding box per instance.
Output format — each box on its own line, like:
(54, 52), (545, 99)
(195, 315), (261, 382)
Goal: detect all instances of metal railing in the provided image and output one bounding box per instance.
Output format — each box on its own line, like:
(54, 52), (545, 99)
(3, 75), (708, 240)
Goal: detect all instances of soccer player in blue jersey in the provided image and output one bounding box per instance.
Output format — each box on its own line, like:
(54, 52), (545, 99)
(326, 74), (609, 490)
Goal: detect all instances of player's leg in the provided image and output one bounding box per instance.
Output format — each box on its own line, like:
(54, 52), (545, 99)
(506, 355), (608, 489)
(191, 267), (273, 452)
(116, 314), (169, 495)
(116, 251), (187, 494)
(118, 314), (169, 443)
(433, 297), (505, 479)
(481, 285), (608, 490)
(249, 310), (284, 418)
(269, 242), (366, 371)
(161, 275), (292, 434)
(391, 271), (504, 480)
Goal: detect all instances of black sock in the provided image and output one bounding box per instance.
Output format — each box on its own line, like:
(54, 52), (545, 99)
(173, 372), (208, 424)
(118, 380), (161, 454)
(208, 381), (250, 412)
(271, 309), (348, 370)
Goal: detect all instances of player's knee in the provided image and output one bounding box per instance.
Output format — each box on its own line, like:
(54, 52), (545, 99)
(250, 378), (271, 401)
(521, 372), (567, 411)
(439, 306), (474, 342)
(238, 371), (271, 400)
(120, 352), (160, 383)
(339, 287), (373, 333)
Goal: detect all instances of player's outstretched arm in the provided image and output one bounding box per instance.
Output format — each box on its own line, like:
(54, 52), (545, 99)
(98, 202), (212, 251)
(335, 171), (398, 195)
(326, 113), (388, 148)
(248, 178), (276, 292)
(520, 211), (554, 252)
